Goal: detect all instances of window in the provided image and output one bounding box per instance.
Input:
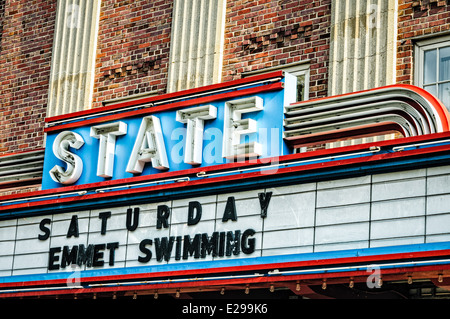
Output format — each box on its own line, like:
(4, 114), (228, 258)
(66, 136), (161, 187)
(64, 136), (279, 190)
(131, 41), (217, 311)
(289, 65), (310, 102)
(242, 61), (310, 102)
(416, 36), (450, 110)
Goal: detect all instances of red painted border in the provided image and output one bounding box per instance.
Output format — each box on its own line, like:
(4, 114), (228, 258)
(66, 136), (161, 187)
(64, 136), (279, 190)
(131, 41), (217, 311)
(45, 71), (285, 125)
(44, 82), (284, 133)
(2, 264), (449, 298)
(0, 144), (449, 210)
(1, 248), (449, 294)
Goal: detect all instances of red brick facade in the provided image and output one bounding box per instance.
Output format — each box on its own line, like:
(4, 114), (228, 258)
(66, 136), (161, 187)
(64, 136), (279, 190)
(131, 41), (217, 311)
(0, 0), (55, 154)
(222, 0), (330, 100)
(0, 0), (449, 162)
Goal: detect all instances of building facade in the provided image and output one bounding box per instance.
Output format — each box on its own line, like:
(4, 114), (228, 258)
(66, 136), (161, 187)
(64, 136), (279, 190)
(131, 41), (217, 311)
(0, 0), (450, 299)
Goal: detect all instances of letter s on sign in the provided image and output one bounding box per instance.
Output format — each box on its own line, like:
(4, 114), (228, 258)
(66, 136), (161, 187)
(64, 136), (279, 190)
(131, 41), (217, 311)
(50, 131), (84, 185)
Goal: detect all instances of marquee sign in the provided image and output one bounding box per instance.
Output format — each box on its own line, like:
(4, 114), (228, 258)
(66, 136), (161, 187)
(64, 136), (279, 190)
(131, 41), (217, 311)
(2, 72), (450, 297)
(4, 161), (450, 296)
(40, 71), (450, 193)
(41, 194), (266, 272)
(42, 71), (297, 189)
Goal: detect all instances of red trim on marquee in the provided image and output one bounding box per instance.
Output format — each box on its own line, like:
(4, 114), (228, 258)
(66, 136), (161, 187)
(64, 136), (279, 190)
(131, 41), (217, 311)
(399, 84), (450, 131)
(1, 248), (450, 297)
(284, 84), (450, 149)
(44, 82), (284, 133)
(44, 71), (285, 126)
(2, 264), (449, 299)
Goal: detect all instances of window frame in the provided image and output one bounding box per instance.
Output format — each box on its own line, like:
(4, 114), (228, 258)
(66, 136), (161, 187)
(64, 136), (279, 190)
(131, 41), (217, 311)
(242, 61), (311, 102)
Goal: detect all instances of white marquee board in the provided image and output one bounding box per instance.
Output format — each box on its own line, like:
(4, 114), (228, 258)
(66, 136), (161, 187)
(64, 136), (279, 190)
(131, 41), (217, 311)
(2, 165), (450, 278)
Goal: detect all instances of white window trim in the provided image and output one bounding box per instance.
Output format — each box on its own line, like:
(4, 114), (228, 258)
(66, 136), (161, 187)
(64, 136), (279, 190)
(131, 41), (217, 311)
(414, 34), (450, 90)
(242, 61), (311, 102)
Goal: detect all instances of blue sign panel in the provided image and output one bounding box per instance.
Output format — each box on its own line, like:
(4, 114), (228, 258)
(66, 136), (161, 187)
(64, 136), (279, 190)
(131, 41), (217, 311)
(42, 72), (297, 190)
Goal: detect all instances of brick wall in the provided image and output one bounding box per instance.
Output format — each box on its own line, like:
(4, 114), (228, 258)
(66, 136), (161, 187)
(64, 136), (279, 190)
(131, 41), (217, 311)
(93, 0), (173, 108)
(0, 0), (56, 154)
(223, 0), (331, 100)
(397, 0), (450, 84)
(93, 0), (332, 106)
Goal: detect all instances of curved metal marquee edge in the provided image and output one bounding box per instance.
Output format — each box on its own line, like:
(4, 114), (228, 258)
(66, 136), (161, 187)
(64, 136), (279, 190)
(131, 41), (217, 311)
(1, 83), (450, 298)
(283, 84), (450, 148)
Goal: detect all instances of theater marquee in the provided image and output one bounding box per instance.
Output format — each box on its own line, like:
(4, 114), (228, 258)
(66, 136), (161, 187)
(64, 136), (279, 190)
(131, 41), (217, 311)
(41, 71), (297, 189)
(2, 71), (450, 297)
(42, 194), (267, 271)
